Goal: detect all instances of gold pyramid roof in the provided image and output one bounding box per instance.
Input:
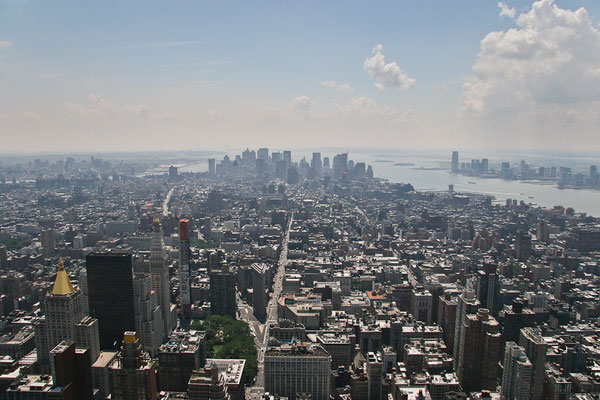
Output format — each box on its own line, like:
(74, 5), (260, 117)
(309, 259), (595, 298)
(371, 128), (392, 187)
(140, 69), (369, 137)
(52, 258), (75, 295)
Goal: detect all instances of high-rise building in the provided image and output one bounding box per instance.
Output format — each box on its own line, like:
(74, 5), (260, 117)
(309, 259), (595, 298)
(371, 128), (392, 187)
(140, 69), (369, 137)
(208, 190), (223, 213)
(208, 159), (216, 176)
(179, 219), (191, 318)
(501, 342), (532, 400)
(252, 263), (268, 321)
(475, 261), (499, 315)
(108, 332), (158, 400)
(264, 343), (331, 400)
(209, 266), (237, 318)
(133, 273), (164, 356)
(283, 150), (292, 168)
(456, 309), (501, 392)
(158, 330), (207, 392)
(516, 230), (532, 262)
(332, 153), (348, 178)
(519, 327), (547, 400)
(453, 285), (480, 366)
(35, 258), (100, 372)
(169, 165), (178, 181)
(451, 151), (459, 173)
(276, 160), (287, 179)
(311, 152), (322, 173)
(86, 252), (136, 350)
(50, 341), (94, 400)
(366, 352), (383, 400)
(40, 228), (55, 258)
(258, 148), (269, 160)
(188, 363), (231, 400)
(149, 216), (172, 336)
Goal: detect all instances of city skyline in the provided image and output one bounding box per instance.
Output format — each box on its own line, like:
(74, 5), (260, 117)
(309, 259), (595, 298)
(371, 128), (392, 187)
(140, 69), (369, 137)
(2, 0), (600, 152)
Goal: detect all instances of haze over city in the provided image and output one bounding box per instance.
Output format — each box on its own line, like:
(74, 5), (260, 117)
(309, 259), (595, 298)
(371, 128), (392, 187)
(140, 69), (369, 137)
(4, 2), (600, 400)
(2, 0), (600, 152)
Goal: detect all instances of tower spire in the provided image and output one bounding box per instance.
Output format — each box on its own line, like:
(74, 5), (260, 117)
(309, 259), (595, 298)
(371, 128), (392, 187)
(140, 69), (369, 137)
(52, 257), (75, 295)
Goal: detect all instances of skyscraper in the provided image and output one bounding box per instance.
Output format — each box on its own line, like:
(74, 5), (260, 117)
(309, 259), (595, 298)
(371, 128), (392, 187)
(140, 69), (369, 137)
(453, 285), (480, 362)
(257, 148), (269, 160)
(50, 341), (94, 400)
(208, 158), (216, 176)
(86, 252), (136, 350)
(133, 273), (164, 356)
(251, 263), (267, 321)
(311, 152), (322, 173)
(169, 165), (178, 181)
(35, 258), (100, 372)
(40, 228), (55, 258)
(451, 151), (459, 173)
(209, 266), (237, 318)
(516, 230), (532, 262)
(519, 327), (547, 400)
(456, 309), (501, 392)
(501, 342), (532, 400)
(108, 331), (158, 400)
(475, 261), (499, 315)
(149, 216), (172, 336)
(179, 219), (191, 318)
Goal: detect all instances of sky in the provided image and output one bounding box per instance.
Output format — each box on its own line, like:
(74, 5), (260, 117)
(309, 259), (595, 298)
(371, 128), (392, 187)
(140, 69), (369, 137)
(1, 0), (600, 153)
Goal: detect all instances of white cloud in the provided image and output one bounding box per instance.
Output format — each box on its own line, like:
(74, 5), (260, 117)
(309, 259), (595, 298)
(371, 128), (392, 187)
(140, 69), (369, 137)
(321, 80), (354, 92)
(363, 44), (415, 92)
(0, 41), (12, 48)
(291, 96), (311, 114)
(461, 0), (600, 140)
(333, 97), (396, 119)
(65, 94), (174, 123)
(498, 2), (516, 19)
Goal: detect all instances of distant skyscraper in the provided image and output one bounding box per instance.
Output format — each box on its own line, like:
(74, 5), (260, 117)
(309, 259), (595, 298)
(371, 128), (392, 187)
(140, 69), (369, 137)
(108, 332), (158, 400)
(169, 165), (178, 181)
(40, 228), (55, 258)
(311, 152), (322, 173)
(501, 342), (532, 400)
(451, 151), (459, 173)
(35, 258), (100, 372)
(333, 153), (348, 178)
(283, 150), (292, 168)
(208, 159), (216, 176)
(86, 252), (136, 350)
(149, 216), (172, 336)
(179, 219), (191, 318)
(208, 190), (223, 213)
(258, 148), (269, 160)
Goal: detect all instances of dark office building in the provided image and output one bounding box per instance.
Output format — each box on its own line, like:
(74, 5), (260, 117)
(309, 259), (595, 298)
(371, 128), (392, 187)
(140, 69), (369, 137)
(50, 341), (93, 400)
(209, 267), (237, 317)
(86, 252), (136, 350)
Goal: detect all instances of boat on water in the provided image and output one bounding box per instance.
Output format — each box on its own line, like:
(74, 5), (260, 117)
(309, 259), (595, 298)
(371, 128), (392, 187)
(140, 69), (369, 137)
(468, 181), (476, 184)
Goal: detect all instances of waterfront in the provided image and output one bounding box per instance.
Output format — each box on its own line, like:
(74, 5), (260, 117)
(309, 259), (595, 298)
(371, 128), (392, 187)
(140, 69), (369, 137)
(174, 149), (600, 217)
